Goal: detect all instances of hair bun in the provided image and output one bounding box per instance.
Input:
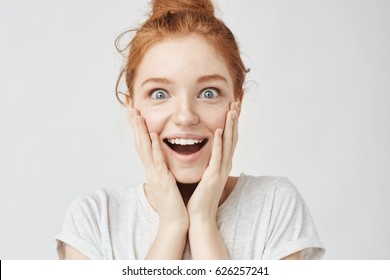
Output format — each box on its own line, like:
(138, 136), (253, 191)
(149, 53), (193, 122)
(150, 0), (215, 20)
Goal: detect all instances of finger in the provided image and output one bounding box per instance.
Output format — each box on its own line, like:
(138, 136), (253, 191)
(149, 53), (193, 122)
(133, 115), (154, 167)
(221, 104), (236, 173)
(222, 109), (234, 153)
(128, 108), (140, 128)
(226, 106), (239, 173)
(150, 132), (168, 173)
(232, 102), (239, 152)
(230, 101), (239, 151)
(208, 128), (223, 173)
(223, 101), (241, 175)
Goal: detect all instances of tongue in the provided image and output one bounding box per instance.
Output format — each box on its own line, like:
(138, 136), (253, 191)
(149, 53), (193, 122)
(171, 143), (202, 155)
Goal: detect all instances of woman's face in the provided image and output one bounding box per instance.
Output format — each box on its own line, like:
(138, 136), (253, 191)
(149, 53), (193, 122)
(132, 35), (236, 183)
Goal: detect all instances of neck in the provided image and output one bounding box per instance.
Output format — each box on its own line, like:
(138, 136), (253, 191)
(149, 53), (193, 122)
(176, 176), (238, 206)
(177, 182), (198, 206)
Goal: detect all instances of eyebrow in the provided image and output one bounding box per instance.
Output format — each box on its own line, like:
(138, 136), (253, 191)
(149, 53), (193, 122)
(197, 74), (228, 84)
(140, 74), (228, 87)
(141, 77), (172, 87)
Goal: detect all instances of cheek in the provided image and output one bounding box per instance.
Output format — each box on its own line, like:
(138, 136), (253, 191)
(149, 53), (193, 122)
(203, 106), (228, 132)
(139, 108), (165, 134)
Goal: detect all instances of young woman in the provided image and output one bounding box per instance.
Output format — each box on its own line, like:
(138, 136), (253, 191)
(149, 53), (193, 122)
(56, 0), (325, 260)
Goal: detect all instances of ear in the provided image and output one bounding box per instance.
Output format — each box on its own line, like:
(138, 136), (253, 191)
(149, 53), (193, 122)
(125, 93), (133, 108)
(126, 94), (136, 123)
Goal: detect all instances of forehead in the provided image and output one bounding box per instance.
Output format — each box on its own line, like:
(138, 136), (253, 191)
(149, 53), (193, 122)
(135, 35), (233, 87)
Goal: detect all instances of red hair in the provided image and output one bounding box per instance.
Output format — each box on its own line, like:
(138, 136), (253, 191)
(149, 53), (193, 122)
(115, 0), (248, 105)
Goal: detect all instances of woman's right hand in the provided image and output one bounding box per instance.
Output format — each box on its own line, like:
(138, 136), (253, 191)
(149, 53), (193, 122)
(130, 109), (189, 231)
(130, 109), (188, 259)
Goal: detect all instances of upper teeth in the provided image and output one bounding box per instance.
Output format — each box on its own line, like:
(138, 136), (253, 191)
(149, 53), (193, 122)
(167, 138), (204, 145)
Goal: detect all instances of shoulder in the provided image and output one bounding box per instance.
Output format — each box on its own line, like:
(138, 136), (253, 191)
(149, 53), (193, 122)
(236, 174), (306, 218)
(56, 184), (142, 259)
(242, 174), (295, 189)
(238, 175), (325, 260)
(239, 174), (299, 200)
(65, 184), (140, 218)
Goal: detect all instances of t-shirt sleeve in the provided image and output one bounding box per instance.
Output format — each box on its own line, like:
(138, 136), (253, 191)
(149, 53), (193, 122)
(262, 178), (325, 260)
(55, 190), (109, 260)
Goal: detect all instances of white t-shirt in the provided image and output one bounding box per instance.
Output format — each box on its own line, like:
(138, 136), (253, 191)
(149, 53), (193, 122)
(56, 174), (325, 259)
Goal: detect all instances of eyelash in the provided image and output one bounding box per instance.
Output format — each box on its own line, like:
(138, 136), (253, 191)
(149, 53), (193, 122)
(148, 87), (221, 100)
(150, 89), (169, 99)
(199, 88), (219, 99)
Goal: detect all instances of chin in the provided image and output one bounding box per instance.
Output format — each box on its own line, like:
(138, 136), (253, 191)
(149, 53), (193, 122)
(172, 169), (203, 185)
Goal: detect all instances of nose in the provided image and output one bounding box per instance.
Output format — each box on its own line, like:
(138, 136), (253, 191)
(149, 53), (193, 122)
(171, 97), (199, 126)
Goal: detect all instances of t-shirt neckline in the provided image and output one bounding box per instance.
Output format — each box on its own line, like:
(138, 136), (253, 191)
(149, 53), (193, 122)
(137, 173), (246, 221)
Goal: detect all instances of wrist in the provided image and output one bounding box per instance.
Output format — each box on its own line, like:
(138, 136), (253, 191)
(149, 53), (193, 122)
(159, 219), (189, 235)
(146, 219), (188, 260)
(188, 210), (217, 225)
(188, 217), (229, 260)
(188, 216), (218, 233)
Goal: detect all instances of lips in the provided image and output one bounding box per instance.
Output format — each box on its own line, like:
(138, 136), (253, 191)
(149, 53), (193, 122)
(163, 137), (208, 156)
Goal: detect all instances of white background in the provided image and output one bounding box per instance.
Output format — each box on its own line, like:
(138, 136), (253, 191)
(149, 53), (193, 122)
(0, 0), (389, 259)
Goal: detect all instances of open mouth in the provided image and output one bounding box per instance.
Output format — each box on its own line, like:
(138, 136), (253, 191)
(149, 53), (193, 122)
(163, 138), (208, 155)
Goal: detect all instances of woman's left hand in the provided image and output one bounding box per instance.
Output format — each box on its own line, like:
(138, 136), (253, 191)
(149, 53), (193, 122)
(186, 101), (239, 259)
(187, 101), (239, 223)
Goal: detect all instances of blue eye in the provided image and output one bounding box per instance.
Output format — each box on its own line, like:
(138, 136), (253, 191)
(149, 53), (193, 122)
(199, 88), (218, 99)
(151, 89), (169, 99)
